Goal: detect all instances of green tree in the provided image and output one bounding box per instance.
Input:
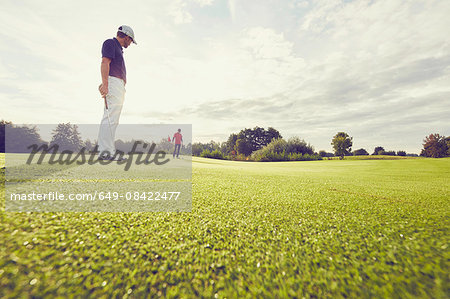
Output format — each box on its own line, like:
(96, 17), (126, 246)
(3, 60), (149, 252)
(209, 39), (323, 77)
(397, 150), (406, 156)
(372, 146), (385, 155)
(192, 141), (226, 157)
(446, 137), (450, 156)
(384, 150), (396, 156)
(421, 134), (448, 158)
(235, 138), (252, 156)
(50, 123), (83, 152)
(84, 139), (94, 152)
(353, 148), (369, 156)
(319, 150), (334, 157)
(265, 127), (282, 146)
(158, 138), (172, 152)
(1, 120), (44, 153)
(192, 142), (205, 156)
(184, 143), (192, 156)
(200, 149), (225, 160)
(286, 137), (314, 154)
(227, 127), (282, 156)
(331, 132), (353, 160)
(0, 120), (11, 152)
(226, 133), (238, 154)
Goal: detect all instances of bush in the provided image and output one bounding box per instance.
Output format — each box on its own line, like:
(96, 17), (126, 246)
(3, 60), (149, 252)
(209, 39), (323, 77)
(192, 143), (204, 156)
(200, 149), (226, 160)
(251, 139), (285, 161)
(267, 138), (287, 154)
(288, 153), (319, 161)
(372, 146), (385, 155)
(232, 153), (249, 161)
(319, 150), (334, 157)
(397, 151), (406, 156)
(286, 137), (314, 155)
(384, 150), (396, 156)
(353, 148), (369, 156)
(252, 138), (321, 162)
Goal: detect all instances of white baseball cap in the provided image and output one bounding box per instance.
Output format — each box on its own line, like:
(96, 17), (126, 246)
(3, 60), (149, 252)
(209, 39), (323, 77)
(118, 25), (137, 44)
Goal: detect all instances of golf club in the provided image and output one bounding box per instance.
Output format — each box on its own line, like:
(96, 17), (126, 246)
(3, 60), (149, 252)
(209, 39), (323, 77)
(99, 84), (115, 157)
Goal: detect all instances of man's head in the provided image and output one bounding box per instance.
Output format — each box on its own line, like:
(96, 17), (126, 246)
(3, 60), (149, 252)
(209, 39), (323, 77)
(178, 129), (181, 133)
(116, 25), (136, 48)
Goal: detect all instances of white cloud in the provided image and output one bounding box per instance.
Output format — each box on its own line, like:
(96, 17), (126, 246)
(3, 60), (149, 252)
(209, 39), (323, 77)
(240, 28), (293, 59)
(122, 25), (305, 119)
(192, 0), (215, 7)
(201, 27), (306, 99)
(228, 0), (238, 23)
(168, 0), (193, 24)
(296, 1), (309, 9)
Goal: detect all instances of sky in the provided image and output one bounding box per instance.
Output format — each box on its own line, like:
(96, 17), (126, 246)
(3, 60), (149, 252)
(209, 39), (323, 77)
(1, 0), (449, 153)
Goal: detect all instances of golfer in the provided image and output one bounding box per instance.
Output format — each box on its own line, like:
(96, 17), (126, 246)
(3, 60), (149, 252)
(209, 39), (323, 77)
(172, 129), (183, 158)
(98, 25), (136, 160)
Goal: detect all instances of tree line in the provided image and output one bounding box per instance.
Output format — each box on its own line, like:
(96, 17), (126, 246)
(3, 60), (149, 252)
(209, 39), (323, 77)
(2, 120), (448, 160)
(191, 127), (318, 161)
(0, 121), (191, 155)
(327, 132), (419, 159)
(329, 132), (450, 159)
(192, 129), (450, 161)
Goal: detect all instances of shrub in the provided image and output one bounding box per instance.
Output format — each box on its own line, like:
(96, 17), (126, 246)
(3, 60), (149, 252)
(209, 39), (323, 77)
(192, 143), (204, 156)
(252, 138), (321, 162)
(286, 137), (314, 155)
(233, 153), (248, 161)
(372, 147), (385, 155)
(200, 149), (226, 160)
(210, 149), (226, 160)
(288, 153), (319, 161)
(397, 151), (406, 156)
(319, 150), (334, 157)
(353, 148), (369, 156)
(200, 149), (210, 158)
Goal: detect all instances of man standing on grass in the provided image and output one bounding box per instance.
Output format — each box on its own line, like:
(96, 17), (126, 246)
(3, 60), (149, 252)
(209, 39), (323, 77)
(98, 25), (136, 160)
(172, 129), (183, 158)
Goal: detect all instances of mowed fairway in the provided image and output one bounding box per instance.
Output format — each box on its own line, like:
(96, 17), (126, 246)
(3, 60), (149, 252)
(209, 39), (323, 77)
(0, 155), (449, 298)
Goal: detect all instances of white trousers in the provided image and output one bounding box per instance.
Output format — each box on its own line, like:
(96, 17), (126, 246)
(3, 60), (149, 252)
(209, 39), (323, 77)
(98, 76), (125, 156)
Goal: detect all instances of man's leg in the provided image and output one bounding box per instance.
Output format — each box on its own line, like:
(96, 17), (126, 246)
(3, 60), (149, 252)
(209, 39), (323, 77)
(173, 144), (178, 158)
(98, 77), (125, 157)
(176, 144), (181, 158)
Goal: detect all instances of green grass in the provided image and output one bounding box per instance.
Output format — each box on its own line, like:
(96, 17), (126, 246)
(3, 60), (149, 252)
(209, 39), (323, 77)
(0, 154), (449, 298)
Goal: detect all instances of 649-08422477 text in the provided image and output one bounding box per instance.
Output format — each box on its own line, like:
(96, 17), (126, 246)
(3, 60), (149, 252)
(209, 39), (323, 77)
(9, 191), (181, 201)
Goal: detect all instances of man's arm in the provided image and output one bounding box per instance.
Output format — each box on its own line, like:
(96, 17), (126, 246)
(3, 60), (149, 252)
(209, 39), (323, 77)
(99, 57), (111, 97)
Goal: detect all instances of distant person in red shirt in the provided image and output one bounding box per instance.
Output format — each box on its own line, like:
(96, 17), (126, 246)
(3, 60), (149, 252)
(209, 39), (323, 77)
(172, 129), (183, 158)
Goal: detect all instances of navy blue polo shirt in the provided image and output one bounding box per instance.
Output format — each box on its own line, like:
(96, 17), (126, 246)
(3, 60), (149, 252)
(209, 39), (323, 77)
(102, 37), (126, 83)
